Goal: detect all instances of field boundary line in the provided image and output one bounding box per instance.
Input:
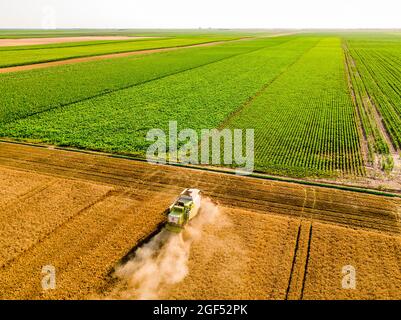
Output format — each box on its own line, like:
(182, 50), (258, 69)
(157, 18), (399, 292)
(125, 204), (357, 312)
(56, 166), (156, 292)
(0, 139), (400, 199)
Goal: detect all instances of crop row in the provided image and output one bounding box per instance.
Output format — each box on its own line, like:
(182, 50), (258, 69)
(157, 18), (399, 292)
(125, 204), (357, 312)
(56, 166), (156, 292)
(0, 36), (294, 124)
(346, 37), (401, 151)
(225, 38), (364, 177)
(343, 44), (390, 168)
(0, 37), (318, 159)
(0, 35), (241, 68)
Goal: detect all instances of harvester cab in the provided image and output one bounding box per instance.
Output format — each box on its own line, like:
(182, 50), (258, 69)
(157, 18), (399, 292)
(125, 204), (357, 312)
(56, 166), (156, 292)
(166, 188), (201, 233)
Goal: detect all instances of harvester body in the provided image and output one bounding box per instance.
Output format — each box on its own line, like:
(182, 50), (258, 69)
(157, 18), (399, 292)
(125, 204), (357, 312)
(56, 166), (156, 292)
(165, 188), (201, 233)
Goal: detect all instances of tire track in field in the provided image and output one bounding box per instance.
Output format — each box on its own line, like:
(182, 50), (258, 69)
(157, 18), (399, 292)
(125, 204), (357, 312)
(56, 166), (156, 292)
(285, 187), (315, 299)
(343, 42), (387, 168)
(3, 37), (295, 125)
(285, 222), (302, 299)
(285, 186), (308, 299)
(300, 223), (313, 300)
(0, 179), (57, 211)
(284, 221), (313, 300)
(349, 47), (401, 151)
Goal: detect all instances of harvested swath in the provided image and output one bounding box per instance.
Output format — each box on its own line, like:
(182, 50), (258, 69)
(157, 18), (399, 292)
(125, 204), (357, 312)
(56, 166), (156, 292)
(0, 178), (172, 299)
(160, 207), (300, 300)
(0, 171), (111, 267)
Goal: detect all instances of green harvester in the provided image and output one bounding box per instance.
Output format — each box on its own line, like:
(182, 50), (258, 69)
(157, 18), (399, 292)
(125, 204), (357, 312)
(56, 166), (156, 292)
(165, 188), (201, 233)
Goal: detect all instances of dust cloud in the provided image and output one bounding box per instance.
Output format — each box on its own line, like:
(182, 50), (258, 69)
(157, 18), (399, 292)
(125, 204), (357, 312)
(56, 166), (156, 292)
(109, 197), (220, 299)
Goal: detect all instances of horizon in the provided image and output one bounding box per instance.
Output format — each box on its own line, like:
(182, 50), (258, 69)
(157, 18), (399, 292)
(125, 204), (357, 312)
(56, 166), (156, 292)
(1, 27), (401, 31)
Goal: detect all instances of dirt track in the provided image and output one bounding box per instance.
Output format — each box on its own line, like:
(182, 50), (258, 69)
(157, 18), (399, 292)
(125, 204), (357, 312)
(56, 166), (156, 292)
(0, 141), (400, 299)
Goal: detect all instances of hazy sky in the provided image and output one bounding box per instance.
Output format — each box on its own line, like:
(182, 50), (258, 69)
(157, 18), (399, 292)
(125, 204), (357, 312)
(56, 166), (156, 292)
(1, 0), (400, 29)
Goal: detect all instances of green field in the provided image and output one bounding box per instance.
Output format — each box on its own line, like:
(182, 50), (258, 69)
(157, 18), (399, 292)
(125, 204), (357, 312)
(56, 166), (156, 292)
(343, 34), (401, 172)
(0, 35), (243, 68)
(346, 36), (401, 147)
(224, 38), (364, 176)
(0, 36), (291, 123)
(0, 31), (400, 180)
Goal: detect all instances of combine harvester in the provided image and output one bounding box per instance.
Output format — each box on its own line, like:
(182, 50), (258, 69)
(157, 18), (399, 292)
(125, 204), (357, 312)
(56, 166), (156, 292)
(165, 188), (202, 233)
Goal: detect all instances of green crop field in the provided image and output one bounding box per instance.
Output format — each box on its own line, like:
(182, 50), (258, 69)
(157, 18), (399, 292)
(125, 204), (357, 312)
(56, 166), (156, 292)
(0, 36), (291, 124)
(0, 31), (400, 181)
(224, 38), (364, 177)
(0, 36), (315, 152)
(0, 35), (242, 68)
(344, 34), (401, 173)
